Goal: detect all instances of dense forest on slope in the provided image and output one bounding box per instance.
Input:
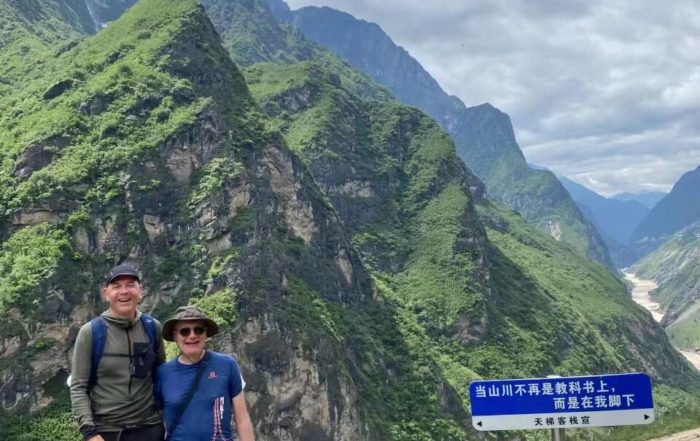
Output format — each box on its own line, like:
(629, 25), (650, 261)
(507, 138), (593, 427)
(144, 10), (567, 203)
(0, 1), (699, 440)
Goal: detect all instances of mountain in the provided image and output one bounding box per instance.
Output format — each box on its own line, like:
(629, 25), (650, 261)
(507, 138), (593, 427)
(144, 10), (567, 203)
(275, 2), (614, 269)
(202, 0), (700, 438)
(2, 0), (700, 440)
(632, 165), (700, 254)
(559, 177), (648, 267)
(0, 1), (379, 439)
(613, 191), (667, 210)
(632, 224), (700, 350)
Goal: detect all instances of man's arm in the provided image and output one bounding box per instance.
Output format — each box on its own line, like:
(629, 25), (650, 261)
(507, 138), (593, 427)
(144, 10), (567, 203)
(233, 392), (255, 441)
(70, 324), (102, 440)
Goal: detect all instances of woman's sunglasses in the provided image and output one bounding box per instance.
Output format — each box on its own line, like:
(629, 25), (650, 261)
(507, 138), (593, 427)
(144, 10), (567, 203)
(178, 326), (206, 337)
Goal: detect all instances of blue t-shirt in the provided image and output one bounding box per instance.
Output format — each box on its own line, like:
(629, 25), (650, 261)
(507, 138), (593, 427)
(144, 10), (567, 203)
(155, 351), (243, 441)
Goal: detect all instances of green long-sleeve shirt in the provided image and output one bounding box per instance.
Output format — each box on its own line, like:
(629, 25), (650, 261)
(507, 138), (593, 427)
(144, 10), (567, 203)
(70, 310), (166, 433)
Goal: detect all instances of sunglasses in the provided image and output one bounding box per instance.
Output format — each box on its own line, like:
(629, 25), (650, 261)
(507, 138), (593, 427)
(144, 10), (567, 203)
(177, 326), (206, 337)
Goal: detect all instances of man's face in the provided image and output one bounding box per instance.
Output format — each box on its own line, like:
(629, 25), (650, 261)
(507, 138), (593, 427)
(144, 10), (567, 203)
(101, 276), (142, 318)
(174, 320), (207, 359)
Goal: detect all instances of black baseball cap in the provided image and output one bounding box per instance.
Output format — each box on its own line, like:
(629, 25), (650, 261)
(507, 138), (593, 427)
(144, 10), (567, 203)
(105, 264), (141, 285)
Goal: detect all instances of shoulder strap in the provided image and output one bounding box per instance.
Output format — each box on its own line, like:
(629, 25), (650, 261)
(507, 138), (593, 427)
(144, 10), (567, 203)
(167, 352), (210, 441)
(88, 316), (107, 390)
(140, 313), (158, 347)
(140, 313), (161, 376)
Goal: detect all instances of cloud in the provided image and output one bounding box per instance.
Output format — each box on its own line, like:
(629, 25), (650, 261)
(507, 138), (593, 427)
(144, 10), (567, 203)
(286, 0), (700, 195)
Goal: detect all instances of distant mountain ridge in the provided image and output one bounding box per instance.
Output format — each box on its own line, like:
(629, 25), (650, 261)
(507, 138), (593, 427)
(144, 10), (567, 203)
(613, 191), (667, 210)
(560, 177), (648, 245)
(274, 1), (614, 269)
(559, 177), (647, 267)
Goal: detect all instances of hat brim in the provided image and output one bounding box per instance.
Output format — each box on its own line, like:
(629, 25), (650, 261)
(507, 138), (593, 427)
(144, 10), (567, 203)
(162, 317), (219, 342)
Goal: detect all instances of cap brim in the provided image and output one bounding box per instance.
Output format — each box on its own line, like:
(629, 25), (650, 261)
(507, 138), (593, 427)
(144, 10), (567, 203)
(162, 317), (219, 342)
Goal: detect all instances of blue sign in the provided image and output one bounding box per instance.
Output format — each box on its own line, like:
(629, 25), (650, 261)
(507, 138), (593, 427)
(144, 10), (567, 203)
(469, 373), (654, 431)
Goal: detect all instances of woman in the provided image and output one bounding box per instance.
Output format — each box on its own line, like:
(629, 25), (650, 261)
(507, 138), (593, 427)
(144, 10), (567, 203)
(155, 306), (254, 441)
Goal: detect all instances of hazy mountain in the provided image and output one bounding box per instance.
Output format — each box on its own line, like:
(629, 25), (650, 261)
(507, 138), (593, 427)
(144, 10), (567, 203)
(632, 165), (700, 255)
(613, 191), (667, 210)
(559, 177), (649, 245)
(276, 2), (614, 269)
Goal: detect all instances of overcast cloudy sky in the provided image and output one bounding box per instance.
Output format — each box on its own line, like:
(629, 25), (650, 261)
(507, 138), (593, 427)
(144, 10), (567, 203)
(285, 0), (700, 196)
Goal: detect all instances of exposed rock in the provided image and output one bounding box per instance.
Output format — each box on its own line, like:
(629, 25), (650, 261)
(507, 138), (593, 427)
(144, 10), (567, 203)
(260, 145), (317, 245)
(143, 214), (167, 243)
(12, 207), (59, 227)
(42, 79), (74, 100)
(12, 144), (55, 180)
(330, 180), (373, 198)
(546, 219), (562, 241)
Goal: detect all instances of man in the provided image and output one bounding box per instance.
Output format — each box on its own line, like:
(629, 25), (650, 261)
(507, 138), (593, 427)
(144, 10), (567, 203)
(70, 264), (166, 441)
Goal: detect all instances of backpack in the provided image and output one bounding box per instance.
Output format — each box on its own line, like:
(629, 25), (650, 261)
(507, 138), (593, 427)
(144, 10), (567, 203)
(88, 313), (160, 390)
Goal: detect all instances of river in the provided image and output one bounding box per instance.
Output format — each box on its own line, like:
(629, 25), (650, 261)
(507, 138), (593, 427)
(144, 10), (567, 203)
(623, 271), (700, 370)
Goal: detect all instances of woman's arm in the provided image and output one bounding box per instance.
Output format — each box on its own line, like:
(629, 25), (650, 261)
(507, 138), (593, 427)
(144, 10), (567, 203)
(233, 392), (255, 441)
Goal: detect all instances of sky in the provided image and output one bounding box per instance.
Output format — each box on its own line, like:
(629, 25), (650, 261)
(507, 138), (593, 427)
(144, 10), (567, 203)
(285, 0), (700, 196)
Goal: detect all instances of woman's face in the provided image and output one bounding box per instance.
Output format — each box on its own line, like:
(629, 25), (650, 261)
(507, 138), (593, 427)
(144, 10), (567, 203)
(174, 320), (207, 359)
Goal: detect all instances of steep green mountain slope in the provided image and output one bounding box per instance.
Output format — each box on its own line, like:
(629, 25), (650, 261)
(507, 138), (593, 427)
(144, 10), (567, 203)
(632, 165), (700, 255)
(0, 0), (92, 96)
(632, 224), (700, 350)
(279, 2), (614, 269)
(457, 104), (612, 267)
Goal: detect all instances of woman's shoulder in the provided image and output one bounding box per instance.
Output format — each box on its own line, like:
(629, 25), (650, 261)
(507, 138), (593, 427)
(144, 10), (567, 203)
(208, 351), (240, 366)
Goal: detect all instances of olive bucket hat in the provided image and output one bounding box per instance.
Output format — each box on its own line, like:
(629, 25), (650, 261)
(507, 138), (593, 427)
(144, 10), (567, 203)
(162, 305), (219, 342)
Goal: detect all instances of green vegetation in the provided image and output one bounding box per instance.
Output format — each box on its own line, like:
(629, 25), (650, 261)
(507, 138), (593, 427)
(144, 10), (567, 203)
(0, 224), (70, 314)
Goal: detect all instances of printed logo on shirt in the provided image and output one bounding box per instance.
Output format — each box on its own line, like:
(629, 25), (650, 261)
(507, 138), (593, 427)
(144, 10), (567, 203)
(208, 371), (218, 379)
